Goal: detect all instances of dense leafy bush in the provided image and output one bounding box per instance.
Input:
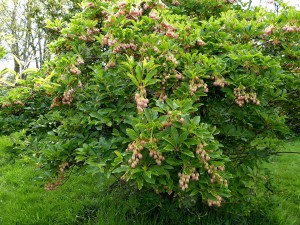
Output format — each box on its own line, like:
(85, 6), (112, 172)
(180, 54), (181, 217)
(0, 0), (299, 215)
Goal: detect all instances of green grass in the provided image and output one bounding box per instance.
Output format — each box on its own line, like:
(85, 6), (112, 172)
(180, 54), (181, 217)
(0, 136), (105, 225)
(0, 136), (299, 225)
(263, 138), (300, 225)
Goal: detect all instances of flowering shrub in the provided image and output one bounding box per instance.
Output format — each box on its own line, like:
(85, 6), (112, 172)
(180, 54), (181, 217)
(1, 0), (299, 214)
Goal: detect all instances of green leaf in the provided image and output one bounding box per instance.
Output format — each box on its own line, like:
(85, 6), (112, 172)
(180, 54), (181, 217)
(191, 116), (200, 125)
(184, 138), (200, 147)
(171, 127), (179, 145)
(189, 189), (199, 197)
(127, 72), (139, 87)
(144, 78), (160, 86)
(163, 144), (175, 152)
(131, 168), (144, 175)
(166, 99), (179, 110)
(181, 149), (195, 158)
(112, 157), (123, 166)
(165, 158), (182, 166)
(149, 165), (170, 178)
(162, 137), (175, 147)
(143, 171), (156, 184)
(114, 150), (122, 158)
(144, 69), (157, 85)
(12, 54), (22, 67)
(75, 155), (86, 162)
(135, 63), (143, 83)
(155, 100), (166, 110)
(218, 189), (231, 198)
(89, 112), (101, 120)
(178, 132), (189, 144)
(158, 176), (167, 185)
(22, 68), (38, 74)
(137, 177), (144, 190)
(144, 108), (153, 122)
(163, 165), (174, 170)
(126, 129), (138, 140)
(144, 170), (152, 179)
(112, 165), (129, 173)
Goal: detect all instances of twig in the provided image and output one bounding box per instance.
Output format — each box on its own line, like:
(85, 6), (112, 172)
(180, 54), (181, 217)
(275, 151), (300, 154)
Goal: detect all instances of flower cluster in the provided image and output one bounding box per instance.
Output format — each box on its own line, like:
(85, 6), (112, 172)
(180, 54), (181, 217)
(189, 78), (209, 95)
(79, 35), (94, 42)
(263, 25), (275, 36)
(51, 96), (62, 108)
(195, 142), (208, 155)
(196, 39), (207, 46)
(178, 168), (200, 191)
(162, 21), (176, 30)
(77, 81), (83, 89)
(234, 87), (260, 107)
(166, 53), (178, 65)
(172, 0), (180, 6)
(135, 92), (149, 113)
(158, 1), (168, 9)
(114, 9), (126, 18)
(161, 73), (170, 85)
(179, 117), (185, 124)
(70, 64), (81, 75)
(225, 0), (237, 3)
(207, 195), (222, 207)
(205, 161), (227, 186)
(76, 57), (84, 65)
(149, 149), (165, 165)
(118, 2), (126, 8)
(87, 27), (100, 36)
(62, 88), (74, 105)
(101, 34), (118, 47)
(1, 101), (25, 109)
(196, 143), (227, 187)
(196, 143), (211, 162)
(155, 90), (168, 102)
(166, 30), (178, 39)
(212, 77), (230, 88)
(129, 6), (143, 19)
(149, 10), (159, 20)
(175, 72), (184, 80)
(126, 142), (144, 168)
(282, 25), (300, 32)
(14, 101), (24, 106)
(108, 2), (144, 24)
(115, 2), (126, 16)
(113, 43), (138, 54)
(105, 61), (116, 70)
(1, 102), (11, 108)
(85, 2), (95, 8)
(160, 110), (175, 129)
(79, 27), (100, 42)
(142, 2), (150, 10)
(154, 21), (179, 39)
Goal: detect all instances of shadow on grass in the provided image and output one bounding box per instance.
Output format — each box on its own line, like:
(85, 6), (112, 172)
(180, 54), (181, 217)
(1, 136), (299, 225)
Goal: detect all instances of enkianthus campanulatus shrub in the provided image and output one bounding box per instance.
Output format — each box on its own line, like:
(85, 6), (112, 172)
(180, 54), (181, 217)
(1, 0), (299, 214)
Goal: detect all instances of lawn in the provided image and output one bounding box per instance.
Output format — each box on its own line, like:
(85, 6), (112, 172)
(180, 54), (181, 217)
(263, 138), (300, 225)
(0, 135), (299, 225)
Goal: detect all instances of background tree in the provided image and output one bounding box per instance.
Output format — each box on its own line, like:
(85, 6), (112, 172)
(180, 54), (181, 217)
(0, 0), (81, 76)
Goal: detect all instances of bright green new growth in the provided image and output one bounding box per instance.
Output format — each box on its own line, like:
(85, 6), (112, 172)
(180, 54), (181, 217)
(0, 0), (299, 215)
